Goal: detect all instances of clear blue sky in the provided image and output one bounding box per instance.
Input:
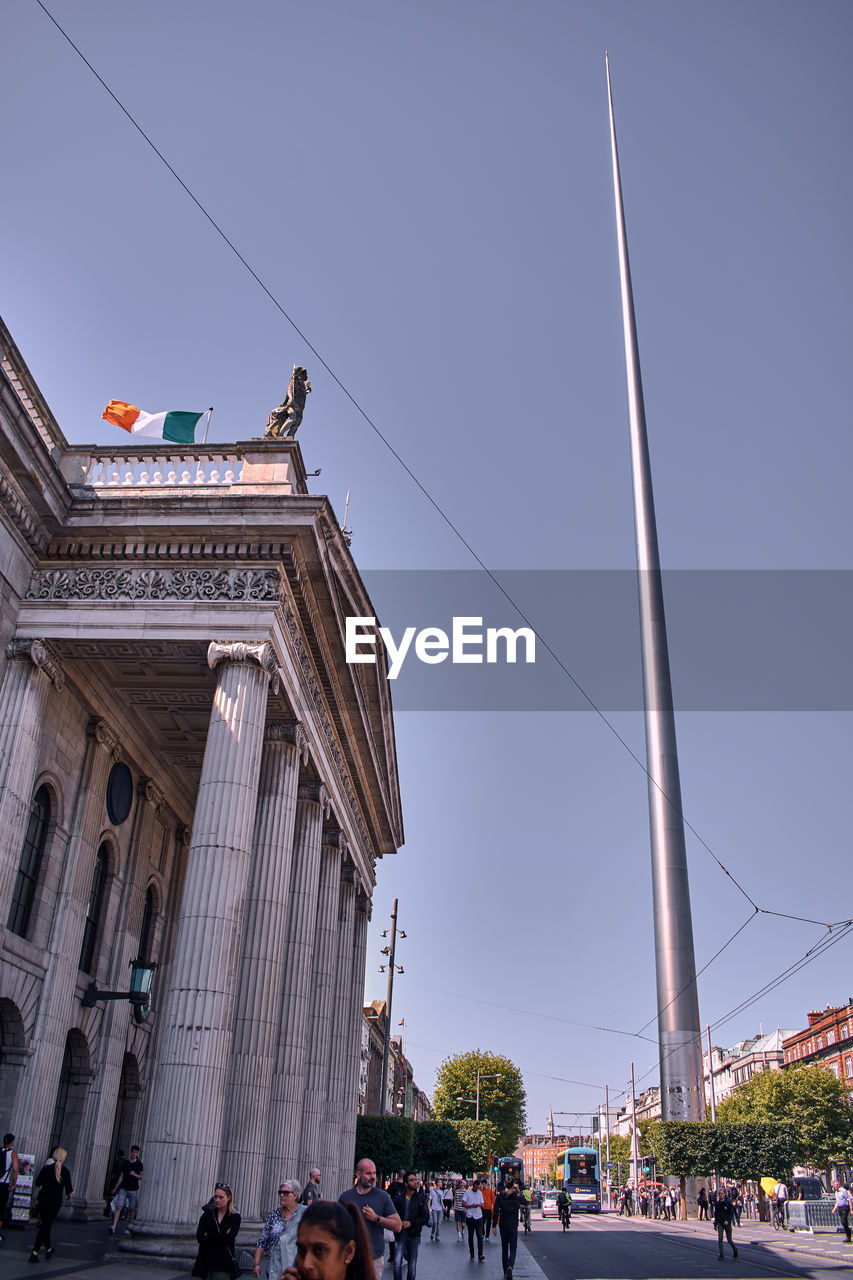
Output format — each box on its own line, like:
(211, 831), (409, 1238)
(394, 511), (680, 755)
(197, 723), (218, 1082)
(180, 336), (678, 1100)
(3, 0), (853, 1134)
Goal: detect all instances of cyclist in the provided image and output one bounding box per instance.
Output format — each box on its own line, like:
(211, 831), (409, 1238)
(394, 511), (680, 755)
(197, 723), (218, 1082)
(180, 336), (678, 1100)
(521, 1185), (532, 1233)
(772, 1179), (789, 1230)
(556, 1188), (572, 1229)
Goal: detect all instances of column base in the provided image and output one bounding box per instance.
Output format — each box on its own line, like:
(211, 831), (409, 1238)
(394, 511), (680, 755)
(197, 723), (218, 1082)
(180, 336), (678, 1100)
(116, 1220), (265, 1268)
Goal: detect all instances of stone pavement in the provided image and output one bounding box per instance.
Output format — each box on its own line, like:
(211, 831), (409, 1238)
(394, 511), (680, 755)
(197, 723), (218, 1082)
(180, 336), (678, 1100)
(607, 1207), (853, 1267)
(0, 1218), (548, 1280)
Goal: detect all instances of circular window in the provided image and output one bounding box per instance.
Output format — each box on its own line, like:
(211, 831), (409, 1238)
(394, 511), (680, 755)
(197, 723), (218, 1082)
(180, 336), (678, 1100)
(106, 762), (133, 825)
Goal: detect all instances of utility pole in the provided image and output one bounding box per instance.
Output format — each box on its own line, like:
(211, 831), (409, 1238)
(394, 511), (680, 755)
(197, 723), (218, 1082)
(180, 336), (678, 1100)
(630, 1062), (640, 1193)
(605, 1083), (612, 1209)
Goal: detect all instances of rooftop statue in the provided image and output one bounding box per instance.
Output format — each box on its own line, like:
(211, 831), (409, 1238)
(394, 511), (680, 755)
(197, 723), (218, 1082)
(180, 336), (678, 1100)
(264, 366), (311, 439)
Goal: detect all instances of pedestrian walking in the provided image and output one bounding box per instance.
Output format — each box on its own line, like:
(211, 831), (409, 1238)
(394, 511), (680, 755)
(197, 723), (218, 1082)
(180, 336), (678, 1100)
(0, 1133), (18, 1240)
(254, 1180), (305, 1280)
(697, 1186), (708, 1220)
(427, 1181), (443, 1242)
(481, 1180), (495, 1240)
(714, 1191), (738, 1261)
(442, 1182), (453, 1221)
(30, 1148), (72, 1263)
(463, 1178), (485, 1262)
(493, 1176), (523, 1280)
(832, 1181), (852, 1244)
(110, 1144), (143, 1235)
(192, 1182), (241, 1280)
(453, 1180), (467, 1243)
(338, 1159), (401, 1280)
(390, 1170), (429, 1280)
(300, 1170), (322, 1207)
(280, 1200), (374, 1280)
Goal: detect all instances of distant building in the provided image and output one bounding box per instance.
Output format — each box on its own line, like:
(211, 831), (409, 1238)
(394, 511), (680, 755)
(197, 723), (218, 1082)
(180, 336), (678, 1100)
(704, 1029), (795, 1107)
(783, 1002), (853, 1096)
(360, 1000), (432, 1121)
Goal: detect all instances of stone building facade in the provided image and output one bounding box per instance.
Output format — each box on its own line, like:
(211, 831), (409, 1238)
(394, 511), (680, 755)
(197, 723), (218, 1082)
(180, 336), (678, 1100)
(0, 317), (403, 1244)
(783, 1002), (853, 1097)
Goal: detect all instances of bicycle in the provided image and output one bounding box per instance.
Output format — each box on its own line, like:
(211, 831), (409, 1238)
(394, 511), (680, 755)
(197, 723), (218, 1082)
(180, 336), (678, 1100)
(522, 1204), (532, 1234)
(772, 1202), (787, 1231)
(559, 1203), (572, 1232)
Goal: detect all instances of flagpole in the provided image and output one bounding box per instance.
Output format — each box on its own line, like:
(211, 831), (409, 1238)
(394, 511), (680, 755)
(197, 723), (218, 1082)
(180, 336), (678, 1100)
(201, 407), (213, 446)
(606, 54), (703, 1123)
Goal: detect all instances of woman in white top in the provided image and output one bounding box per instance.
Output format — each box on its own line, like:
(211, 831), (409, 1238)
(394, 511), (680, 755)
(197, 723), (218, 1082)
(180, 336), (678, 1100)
(427, 1182), (444, 1242)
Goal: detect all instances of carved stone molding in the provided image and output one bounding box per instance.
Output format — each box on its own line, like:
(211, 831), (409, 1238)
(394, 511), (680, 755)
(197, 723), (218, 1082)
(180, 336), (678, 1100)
(26, 566), (282, 603)
(281, 607), (372, 856)
(341, 864), (357, 885)
(207, 640), (282, 694)
(139, 777), (166, 814)
(90, 717), (121, 761)
(322, 826), (345, 855)
(176, 825), (192, 848)
(264, 719), (310, 764)
(355, 891), (372, 920)
(0, 474), (44, 552)
(5, 637), (65, 689)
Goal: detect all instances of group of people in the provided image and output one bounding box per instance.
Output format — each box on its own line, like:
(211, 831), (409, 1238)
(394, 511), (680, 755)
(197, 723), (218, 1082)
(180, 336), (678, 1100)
(618, 1182), (681, 1220)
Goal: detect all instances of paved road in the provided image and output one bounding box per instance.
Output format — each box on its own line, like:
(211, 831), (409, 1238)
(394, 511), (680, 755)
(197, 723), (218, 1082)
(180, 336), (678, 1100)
(523, 1213), (853, 1280)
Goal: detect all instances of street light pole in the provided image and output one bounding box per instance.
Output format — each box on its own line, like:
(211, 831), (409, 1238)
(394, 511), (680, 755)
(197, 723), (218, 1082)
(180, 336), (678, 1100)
(379, 898), (399, 1115)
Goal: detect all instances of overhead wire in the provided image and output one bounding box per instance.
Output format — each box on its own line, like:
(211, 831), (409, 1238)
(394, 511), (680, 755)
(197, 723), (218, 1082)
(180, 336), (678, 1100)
(31, 0), (843, 943)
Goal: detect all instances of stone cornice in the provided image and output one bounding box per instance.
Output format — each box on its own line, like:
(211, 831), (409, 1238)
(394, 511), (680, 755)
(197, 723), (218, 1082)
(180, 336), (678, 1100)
(26, 566), (283, 604)
(5, 637), (64, 689)
(0, 473), (45, 552)
(41, 538), (293, 562)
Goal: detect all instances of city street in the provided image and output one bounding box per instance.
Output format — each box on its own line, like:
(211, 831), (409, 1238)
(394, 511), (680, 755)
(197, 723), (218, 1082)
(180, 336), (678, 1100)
(523, 1214), (853, 1280)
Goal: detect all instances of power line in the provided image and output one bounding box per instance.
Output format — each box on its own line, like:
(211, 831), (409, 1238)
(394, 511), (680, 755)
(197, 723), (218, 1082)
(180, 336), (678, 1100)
(32, 0), (842, 936)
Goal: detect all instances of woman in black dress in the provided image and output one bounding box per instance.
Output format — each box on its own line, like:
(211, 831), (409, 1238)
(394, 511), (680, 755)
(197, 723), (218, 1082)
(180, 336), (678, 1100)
(192, 1183), (241, 1280)
(30, 1148), (72, 1261)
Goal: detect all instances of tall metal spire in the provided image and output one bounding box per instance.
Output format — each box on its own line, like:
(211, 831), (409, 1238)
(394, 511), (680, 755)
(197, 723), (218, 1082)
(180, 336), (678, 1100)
(605, 54), (703, 1122)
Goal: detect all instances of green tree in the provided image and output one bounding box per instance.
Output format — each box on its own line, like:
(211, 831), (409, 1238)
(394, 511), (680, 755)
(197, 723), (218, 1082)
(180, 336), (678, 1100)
(413, 1121), (469, 1175)
(716, 1064), (853, 1169)
(355, 1114), (414, 1180)
(654, 1120), (798, 1182)
(449, 1118), (501, 1174)
(432, 1049), (527, 1154)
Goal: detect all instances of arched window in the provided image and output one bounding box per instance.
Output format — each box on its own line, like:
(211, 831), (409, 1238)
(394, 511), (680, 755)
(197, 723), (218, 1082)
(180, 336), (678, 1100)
(7, 786), (51, 938)
(79, 844), (110, 974)
(138, 886), (156, 962)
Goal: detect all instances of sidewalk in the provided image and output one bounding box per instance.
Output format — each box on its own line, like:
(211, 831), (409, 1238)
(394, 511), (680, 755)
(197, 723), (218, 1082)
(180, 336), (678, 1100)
(0, 1219), (548, 1280)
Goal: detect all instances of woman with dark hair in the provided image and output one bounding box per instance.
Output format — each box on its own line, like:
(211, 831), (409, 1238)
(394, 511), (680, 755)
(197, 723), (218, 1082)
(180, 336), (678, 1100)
(192, 1183), (241, 1280)
(280, 1200), (373, 1280)
(30, 1148), (73, 1262)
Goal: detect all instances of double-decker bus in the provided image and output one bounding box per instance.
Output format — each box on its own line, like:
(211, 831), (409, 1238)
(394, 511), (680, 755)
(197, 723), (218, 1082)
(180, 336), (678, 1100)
(494, 1156), (524, 1189)
(556, 1146), (600, 1212)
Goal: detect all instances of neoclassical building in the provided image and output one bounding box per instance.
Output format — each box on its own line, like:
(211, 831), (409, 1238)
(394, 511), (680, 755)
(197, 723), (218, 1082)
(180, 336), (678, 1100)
(0, 316), (403, 1244)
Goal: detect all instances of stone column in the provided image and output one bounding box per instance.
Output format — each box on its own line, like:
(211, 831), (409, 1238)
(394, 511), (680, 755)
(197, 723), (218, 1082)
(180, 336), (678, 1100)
(11, 716), (121, 1162)
(337, 889), (370, 1190)
(317, 861), (356, 1185)
(220, 721), (307, 1218)
(142, 641), (277, 1227)
(296, 828), (345, 1176)
(264, 780), (329, 1188)
(0, 638), (63, 914)
(75, 778), (165, 1208)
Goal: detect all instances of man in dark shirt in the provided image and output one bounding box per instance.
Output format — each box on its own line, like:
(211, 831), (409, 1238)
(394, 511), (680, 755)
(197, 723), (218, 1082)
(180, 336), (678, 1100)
(391, 1171), (429, 1280)
(110, 1145), (143, 1235)
(339, 1159), (402, 1280)
(300, 1169), (322, 1206)
(493, 1177), (524, 1280)
(715, 1191), (738, 1260)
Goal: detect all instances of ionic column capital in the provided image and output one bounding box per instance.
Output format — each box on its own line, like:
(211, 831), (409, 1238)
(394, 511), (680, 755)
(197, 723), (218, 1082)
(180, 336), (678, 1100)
(264, 720), (309, 765)
(90, 717), (121, 761)
(6, 637), (65, 689)
(139, 777), (166, 814)
(297, 780), (331, 818)
(207, 640), (282, 694)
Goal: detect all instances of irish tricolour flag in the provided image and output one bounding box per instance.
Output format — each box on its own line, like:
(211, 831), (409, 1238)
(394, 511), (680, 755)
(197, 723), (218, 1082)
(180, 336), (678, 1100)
(102, 400), (208, 443)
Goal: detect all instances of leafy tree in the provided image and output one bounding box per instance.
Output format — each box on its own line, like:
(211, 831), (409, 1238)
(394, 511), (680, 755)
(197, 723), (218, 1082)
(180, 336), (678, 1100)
(413, 1121), (469, 1175)
(716, 1064), (853, 1169)
(355, 1114), (414, 1179)
(432, 1049), (527, 1154)
(449, 1118), (501, 1174)
(655, 1120), (800, 1183)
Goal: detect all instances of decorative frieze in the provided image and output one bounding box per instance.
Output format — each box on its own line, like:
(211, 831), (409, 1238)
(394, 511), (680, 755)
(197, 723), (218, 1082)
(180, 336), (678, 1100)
(26, 566), (282, 604)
